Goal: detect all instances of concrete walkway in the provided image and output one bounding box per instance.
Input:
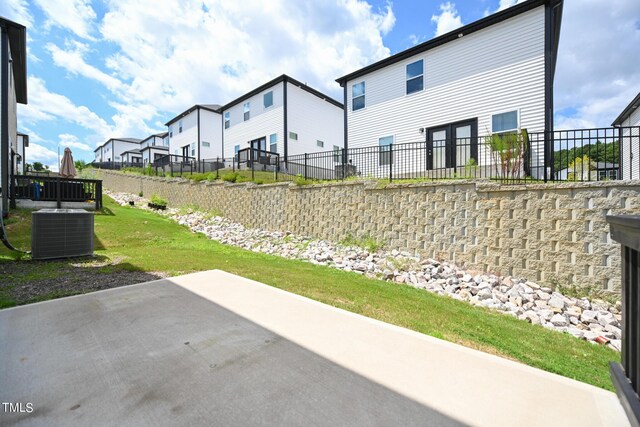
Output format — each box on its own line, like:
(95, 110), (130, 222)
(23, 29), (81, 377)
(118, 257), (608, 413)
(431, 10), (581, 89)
(0, 270), (629, 426)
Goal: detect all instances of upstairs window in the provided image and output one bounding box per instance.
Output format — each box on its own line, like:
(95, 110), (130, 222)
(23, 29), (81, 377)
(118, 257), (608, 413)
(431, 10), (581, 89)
(264, 91), (273, 109)
(164, 136), (169, 146)
(269, 134), (277, 153)
(224, 112), (230, 129)
(179, 120), (183, 133)
(243, 102), (250, 121)
(289, 131), (298, 140)
(406, 59), (424, 94)
(317, 140), (324, 148)
(202, 141), (210, 147)
(352, 82), (365, 111)
(169, 125), (173, 137)
(492, 111), (518, 133)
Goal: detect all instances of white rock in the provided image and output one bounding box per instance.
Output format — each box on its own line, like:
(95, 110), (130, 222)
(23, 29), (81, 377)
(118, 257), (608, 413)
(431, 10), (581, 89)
(580, 310), (598, 324)
(550, 314), (569, 327)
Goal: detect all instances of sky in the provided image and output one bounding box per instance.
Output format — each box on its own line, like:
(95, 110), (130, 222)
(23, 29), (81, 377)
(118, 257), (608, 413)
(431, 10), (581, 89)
(0, 0), (639, 170)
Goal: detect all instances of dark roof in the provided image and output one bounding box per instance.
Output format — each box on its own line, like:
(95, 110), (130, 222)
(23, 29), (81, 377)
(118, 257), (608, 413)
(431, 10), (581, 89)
(94, 137), (142, 151)
(155, 132), (169, 138)
(335, 0), (563, 86)
(0, 17), (27, 103)
(140, 133), (168, 144)
(165, 104), (222, 126)
(220, 74), (343, 111)
(140, 145), (169, 152)
(612, 92), (640, 126)
(121, 149), (142, 155)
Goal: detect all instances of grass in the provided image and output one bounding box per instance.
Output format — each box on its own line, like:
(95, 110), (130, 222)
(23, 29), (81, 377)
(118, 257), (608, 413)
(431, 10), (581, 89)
(339, 232), (385, 252)
(0, 197), (620, 390)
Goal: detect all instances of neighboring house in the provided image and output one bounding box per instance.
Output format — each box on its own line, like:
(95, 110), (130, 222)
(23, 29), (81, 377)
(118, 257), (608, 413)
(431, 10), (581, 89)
(94, 138), (142, 163)
(121, 149), (142, 165)
(166, 104), (221, 161)
(555, 162), (619, 181)
(0, 17), (27, 216)
(220, 74), (344, 163)
(335, 0), (563, 179)
(612, 92), (640, 180)
(140, 132), (169, 165)
(13, 132), (28, 174)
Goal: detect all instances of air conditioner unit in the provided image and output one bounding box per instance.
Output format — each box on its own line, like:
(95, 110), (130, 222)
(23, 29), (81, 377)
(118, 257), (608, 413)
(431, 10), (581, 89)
(31, 209), (94, 260)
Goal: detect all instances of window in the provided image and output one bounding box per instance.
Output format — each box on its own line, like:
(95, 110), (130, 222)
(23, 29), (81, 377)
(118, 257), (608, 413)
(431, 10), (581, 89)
(234, 144), (240, 159)
(264, 91), (273, 108)
(492, 111), (518, 133)
(317, 140), (324, 148)
(202, 141), (210, 148)
(179, 120), (183, 133)
(191, 142), (196, 156)
(243, 102), (250, 121)
(269, 134), (277, 153)
(406, 59), (424, 94)
(379, 136), (393, 166)
(289, 131), (298, 140)
(352, 82), (365, 111)
(333, 145), (341, 163)
(224, 112), (230, 129)
(164, 136), (170, 146)
(169, 125), (173, 137)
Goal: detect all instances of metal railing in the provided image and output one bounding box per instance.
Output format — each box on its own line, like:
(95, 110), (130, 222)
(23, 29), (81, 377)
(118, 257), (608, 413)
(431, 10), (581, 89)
(10, 174), (102, 209)
(607, 215), (640, 426)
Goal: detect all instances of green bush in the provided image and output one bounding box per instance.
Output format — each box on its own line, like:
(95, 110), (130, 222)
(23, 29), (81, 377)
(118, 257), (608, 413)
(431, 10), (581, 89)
(150, 194), (167, 207)
(222, 172), (239, 183)
(293, 174), (315, 186)
(339, 233), (385, 252)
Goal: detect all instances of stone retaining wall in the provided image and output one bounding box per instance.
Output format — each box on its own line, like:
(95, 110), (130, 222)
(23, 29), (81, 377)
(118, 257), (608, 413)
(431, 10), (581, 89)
(97, 169), (640, 290)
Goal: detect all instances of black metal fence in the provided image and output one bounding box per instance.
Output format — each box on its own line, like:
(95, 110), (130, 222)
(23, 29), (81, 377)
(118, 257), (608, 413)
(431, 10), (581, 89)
(10, 174), (102, 209)
(607, 215), (640, 426)
(89, 126), (638, 184)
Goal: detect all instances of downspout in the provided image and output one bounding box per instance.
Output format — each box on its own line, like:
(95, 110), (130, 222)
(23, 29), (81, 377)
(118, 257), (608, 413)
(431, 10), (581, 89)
(543, 3), (552, 182)
(283, 78), (288, 164)
(197, 107), (201, 164)
(1, 27), (9, 217)
(343, 83), (348, 165)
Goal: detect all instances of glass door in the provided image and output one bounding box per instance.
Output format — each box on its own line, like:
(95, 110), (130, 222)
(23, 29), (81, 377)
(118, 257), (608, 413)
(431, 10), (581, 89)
(426, 119), (477, 170)
(427, 127), (448, 170)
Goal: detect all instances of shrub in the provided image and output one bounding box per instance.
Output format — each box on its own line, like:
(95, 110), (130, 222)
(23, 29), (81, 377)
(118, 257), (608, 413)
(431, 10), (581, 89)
(339, 233), (384, 252)
(222, 172), (239, 183)
(150, 194), (167, 207)
(294, 174), (315, 186)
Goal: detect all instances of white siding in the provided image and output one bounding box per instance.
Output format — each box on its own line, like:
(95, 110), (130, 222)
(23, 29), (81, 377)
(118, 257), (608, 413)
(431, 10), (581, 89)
(222, 82), (285, 158)
(286, 82), (344, 156)
(168, 108), (222, 160)
(621, 108), (640, 180)
(345, 6), (546, 153)
(112, 140), (140, 162)
(142, 147), (169, 164)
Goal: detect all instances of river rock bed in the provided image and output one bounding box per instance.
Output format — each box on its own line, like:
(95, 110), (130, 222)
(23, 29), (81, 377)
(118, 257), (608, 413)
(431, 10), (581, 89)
(108, 191), (622, 351)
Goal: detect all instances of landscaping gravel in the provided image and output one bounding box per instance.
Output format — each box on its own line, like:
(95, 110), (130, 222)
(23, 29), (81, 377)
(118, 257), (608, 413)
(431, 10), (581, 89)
(108, 190), (623, 352)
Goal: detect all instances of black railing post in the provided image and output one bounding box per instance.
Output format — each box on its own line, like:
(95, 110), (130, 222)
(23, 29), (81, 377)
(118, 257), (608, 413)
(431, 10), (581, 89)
(304, 153), (308, 180)
(96, 181), (102, 210)
(389, 144), (393, 182)
(275, 156), (279, 181)
(619, 127), (624, 180)
(251, 148), (255, 181)
(607, 215), (640, 426)
(56, 177), (61, 208)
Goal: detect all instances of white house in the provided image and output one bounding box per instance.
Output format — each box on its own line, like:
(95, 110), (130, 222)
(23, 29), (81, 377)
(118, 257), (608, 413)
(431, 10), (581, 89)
(140, 132), (169, 165)
(121, 149), (142, 165)
(612, 92), (640, 180)
(335, 0), (563, 179)
(166, 104), (222, 161)
(0, 17), (27, 216)
(94, 138), (142, 163)
(220, 75), (344, 164)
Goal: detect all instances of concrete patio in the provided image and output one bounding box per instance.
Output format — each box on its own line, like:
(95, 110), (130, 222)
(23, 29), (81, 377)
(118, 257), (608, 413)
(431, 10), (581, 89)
(0, 270), (629, 426)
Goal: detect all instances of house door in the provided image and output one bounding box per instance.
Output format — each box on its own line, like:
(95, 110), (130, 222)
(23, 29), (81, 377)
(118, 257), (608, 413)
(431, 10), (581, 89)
(182, 145), (190, 160)
(426, 119), (477, 170)
(250, 137), (267, 153)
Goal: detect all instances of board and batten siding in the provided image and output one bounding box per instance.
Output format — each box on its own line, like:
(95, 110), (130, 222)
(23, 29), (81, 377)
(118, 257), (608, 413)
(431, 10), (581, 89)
(620, 108), (640, 180)
(200, 109), (223, 159)
(222, 82), (284, 158)
(286, 83), (344, 157)
(345, 5), (546, 153)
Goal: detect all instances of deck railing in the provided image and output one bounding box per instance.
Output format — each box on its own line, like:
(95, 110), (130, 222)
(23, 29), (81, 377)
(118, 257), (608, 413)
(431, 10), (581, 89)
(607, 215), (640, 426)
(11, 174), (102, 209)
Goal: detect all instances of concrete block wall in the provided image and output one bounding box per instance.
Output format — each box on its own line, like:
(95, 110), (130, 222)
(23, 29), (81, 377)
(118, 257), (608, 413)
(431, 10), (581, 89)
(98, 170), (640, 290)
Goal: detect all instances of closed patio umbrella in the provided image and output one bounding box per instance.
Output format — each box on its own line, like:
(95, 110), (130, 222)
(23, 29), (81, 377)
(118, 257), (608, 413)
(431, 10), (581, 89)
(60, 147), (77, 178)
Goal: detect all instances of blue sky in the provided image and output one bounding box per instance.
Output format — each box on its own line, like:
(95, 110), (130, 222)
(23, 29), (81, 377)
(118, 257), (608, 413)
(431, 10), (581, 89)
(1, 0), (639, 169)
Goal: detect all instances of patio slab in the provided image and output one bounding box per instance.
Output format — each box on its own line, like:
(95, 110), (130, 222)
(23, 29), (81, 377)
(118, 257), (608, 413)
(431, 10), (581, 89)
(0, 270), (629, 426)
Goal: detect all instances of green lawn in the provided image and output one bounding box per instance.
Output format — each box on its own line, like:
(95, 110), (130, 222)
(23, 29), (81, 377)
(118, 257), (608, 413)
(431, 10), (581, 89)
(0, 196), (619, 390)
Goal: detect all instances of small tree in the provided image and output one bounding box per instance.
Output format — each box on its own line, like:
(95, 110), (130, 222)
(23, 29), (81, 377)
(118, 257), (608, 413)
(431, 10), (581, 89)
(32, 161), (44, 171)
(485, 129), (528, 180)
(567, 155), (595, 181)
(74, 160), (87, 171)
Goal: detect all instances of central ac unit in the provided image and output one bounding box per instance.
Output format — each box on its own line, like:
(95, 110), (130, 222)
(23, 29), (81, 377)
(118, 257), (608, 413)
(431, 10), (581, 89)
(31, 209), (94, 260)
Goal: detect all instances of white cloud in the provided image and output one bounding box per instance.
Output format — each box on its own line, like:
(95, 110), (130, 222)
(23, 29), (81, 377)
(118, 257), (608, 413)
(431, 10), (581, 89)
(496, 0), (527, 12)
(0, 0), (33, 27)
(46, 40), (125, 93)
(58, 133), (92, 151)
(26, 143), (59, 170)
(554, 0), (640, 129)
(431, 2), (463, 37)
(19, 76), (112, 140)
(33, 0), (97, 39)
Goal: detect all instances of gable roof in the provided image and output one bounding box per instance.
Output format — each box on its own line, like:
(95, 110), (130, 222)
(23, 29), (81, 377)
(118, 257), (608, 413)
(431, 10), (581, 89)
(94, 137), (142, 152)
(335, 0), (563, 86)
(165, 104), (222, 126)
(0, 17), (27, 104)
(220, 74), (343, 111)
(612, 92), (640, 126)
